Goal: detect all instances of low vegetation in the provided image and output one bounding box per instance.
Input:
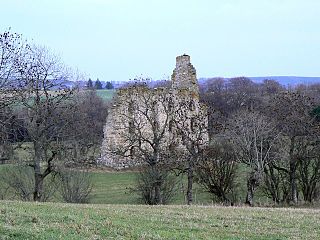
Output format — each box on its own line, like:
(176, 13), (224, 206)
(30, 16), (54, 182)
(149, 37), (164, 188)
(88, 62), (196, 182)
(1, 201), (320, 239)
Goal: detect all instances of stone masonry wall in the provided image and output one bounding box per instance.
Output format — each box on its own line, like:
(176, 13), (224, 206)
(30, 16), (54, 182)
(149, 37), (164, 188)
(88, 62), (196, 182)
(99, 55), (208, 168)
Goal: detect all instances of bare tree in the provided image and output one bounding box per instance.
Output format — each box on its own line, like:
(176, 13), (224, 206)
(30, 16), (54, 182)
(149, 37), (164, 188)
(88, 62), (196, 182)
(196, 142), (237, 204)
(260, 79), (284, 96)
(267, 92), (316, 204)
(0, 30), (28, 165)
(0, 29), (26, 106)
(226, 77), (261, 112)
(262, 140), (290, 204)
(172, 97), (209, 205)
(0, 31), (105, 202)
(62, 90), (108, 167)
(296, 137), (320, 202)
(263, 161), (290, 204)
(225, 110), (279, 206)
(200, 77), (264, 138)
(14, 44), (75, 201)
(200, 78), (229, 138)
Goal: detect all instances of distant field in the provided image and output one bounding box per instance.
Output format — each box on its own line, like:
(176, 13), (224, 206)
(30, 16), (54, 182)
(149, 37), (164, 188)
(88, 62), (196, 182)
(90, 171), (138, 204)
(88, 165), (267, 205)
(0, 166), (212, 204)
(90, 171), (212, 205)
(96, 89), (115, 102)
(0, 166), (264, 205)
(1, 201), (320, 239)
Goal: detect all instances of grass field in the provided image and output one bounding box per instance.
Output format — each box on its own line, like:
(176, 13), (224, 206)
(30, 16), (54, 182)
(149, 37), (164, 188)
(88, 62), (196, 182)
(0, 165), (267, 205)
(90, 171), (138, 204)
(1, 201), (319, 239)
(96, 89), (115, 102)
(1, 167), (319, 239)
(90, 171), (213, 205)
(0, 165), (213, 204)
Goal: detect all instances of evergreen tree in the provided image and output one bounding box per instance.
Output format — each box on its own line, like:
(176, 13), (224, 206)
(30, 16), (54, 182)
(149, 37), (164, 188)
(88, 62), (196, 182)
(87, 78), (93, 89)
(105, 81), (114, 89)
(94, 78), (103, 89)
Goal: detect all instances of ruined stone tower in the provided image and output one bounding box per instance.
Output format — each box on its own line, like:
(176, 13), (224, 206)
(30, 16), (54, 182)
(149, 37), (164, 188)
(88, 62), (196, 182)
(100, 54), (208, 168)
(171, 54), (199, 94)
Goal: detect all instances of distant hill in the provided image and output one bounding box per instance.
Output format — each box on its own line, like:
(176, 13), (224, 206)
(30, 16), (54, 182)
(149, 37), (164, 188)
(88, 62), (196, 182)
(199, 76), (320, 86)
(66, 76), (320, 89)
(249, 76), (320, 86)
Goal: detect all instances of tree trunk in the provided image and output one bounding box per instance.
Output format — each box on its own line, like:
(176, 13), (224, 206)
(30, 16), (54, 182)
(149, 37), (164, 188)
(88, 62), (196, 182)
(219, 191), (231, 205)
(33, 173), (44, 201)
(33, 141), (43, 201)
(153, 165), (162, 205)
(154, 182), (161, 204)
(186, 166), (193, 205)
(289, 137), (298, 204)
(303, 182), (316, 203)
(245, 182), (255, 206)
(245, 172), (260, 206)
(264, 165), (281, 204)
(289, 166), (298, 204)
(304, 186), (312, 202)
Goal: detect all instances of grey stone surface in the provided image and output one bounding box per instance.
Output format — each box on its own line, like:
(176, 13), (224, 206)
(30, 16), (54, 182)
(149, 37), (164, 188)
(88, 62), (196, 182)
(99, 55), (208, 168)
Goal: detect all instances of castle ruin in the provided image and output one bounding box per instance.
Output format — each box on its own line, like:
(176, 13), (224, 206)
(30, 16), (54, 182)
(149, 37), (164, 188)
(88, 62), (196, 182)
(100, 54), (208, 168)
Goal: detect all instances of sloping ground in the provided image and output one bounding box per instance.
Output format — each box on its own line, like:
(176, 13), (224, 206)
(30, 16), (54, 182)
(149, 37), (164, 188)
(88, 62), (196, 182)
(96, 89), (115, 102)
(0, 201), (319, 239)
(199, 76), (320, 86)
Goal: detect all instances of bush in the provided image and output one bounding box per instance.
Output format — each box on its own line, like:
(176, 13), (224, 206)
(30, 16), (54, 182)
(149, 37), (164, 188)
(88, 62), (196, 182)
(57, 169), (93, 203)
(135, 166), (177, 205)
(196, 143), (238, 205)
(0, 165), (56, 201)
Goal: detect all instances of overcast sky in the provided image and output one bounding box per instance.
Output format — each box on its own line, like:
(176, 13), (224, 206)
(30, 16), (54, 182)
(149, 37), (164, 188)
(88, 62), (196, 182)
(1, 0), (320, 81)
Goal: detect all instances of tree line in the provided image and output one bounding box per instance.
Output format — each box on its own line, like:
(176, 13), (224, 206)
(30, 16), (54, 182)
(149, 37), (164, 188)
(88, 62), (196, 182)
(110, 77), (320, 206)
(86, 78), (114, 90)
(201, 77), (320, 205)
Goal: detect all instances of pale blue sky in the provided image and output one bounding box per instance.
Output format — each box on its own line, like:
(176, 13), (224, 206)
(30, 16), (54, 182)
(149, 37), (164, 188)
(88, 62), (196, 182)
(1, 0), (320, 81)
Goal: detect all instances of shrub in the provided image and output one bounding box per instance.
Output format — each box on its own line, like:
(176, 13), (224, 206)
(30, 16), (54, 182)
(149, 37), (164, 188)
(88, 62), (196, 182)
(57, 169), (93, 203)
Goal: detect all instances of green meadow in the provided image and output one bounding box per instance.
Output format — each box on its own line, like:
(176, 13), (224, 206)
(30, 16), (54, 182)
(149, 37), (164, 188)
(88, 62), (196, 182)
(96, 89), (115, 102)
(1, 201), (319, 239)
